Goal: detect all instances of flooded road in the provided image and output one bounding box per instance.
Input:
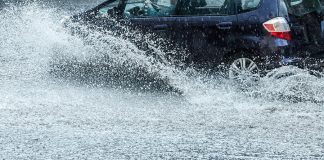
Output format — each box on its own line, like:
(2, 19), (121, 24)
(0, 1), (323, 159)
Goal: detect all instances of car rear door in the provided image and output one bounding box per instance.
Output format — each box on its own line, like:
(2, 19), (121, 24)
(169, 0), (239, 62)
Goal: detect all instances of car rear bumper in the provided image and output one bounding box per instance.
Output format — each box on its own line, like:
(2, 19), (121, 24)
(236, 35), (324, 70)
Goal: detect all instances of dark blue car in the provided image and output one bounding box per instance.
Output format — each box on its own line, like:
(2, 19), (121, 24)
(63, 0), (324, 80)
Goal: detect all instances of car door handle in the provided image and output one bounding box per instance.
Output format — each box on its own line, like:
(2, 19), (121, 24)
(216, 22), (233, 30)
(153, 24), (168, 30)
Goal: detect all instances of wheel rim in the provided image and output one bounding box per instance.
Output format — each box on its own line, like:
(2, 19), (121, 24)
(229, 58), (260, 82)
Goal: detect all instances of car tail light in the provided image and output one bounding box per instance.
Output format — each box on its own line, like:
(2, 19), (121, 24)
(263, 17), (292, 40)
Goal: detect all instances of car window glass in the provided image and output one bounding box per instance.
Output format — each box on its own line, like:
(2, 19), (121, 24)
(124, 1), (145, 17)
(124, 0), (177, 17)
(241, 0), (260, 11)
(175, 0), (236, 16)
(98, 0), (119, 16)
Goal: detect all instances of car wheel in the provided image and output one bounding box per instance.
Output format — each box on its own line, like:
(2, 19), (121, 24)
(229, 58), (260, 83)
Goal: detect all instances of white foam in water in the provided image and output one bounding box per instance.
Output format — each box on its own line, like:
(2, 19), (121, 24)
(257, 66), (324, 103)
(0, 2), (323, 159)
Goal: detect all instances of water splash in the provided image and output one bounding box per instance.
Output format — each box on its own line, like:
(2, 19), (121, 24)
(258, 66), (324, 103)
(0, 3), (63, 82)
(0, 3), (323, 159)
(1, 2), (323, 105)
